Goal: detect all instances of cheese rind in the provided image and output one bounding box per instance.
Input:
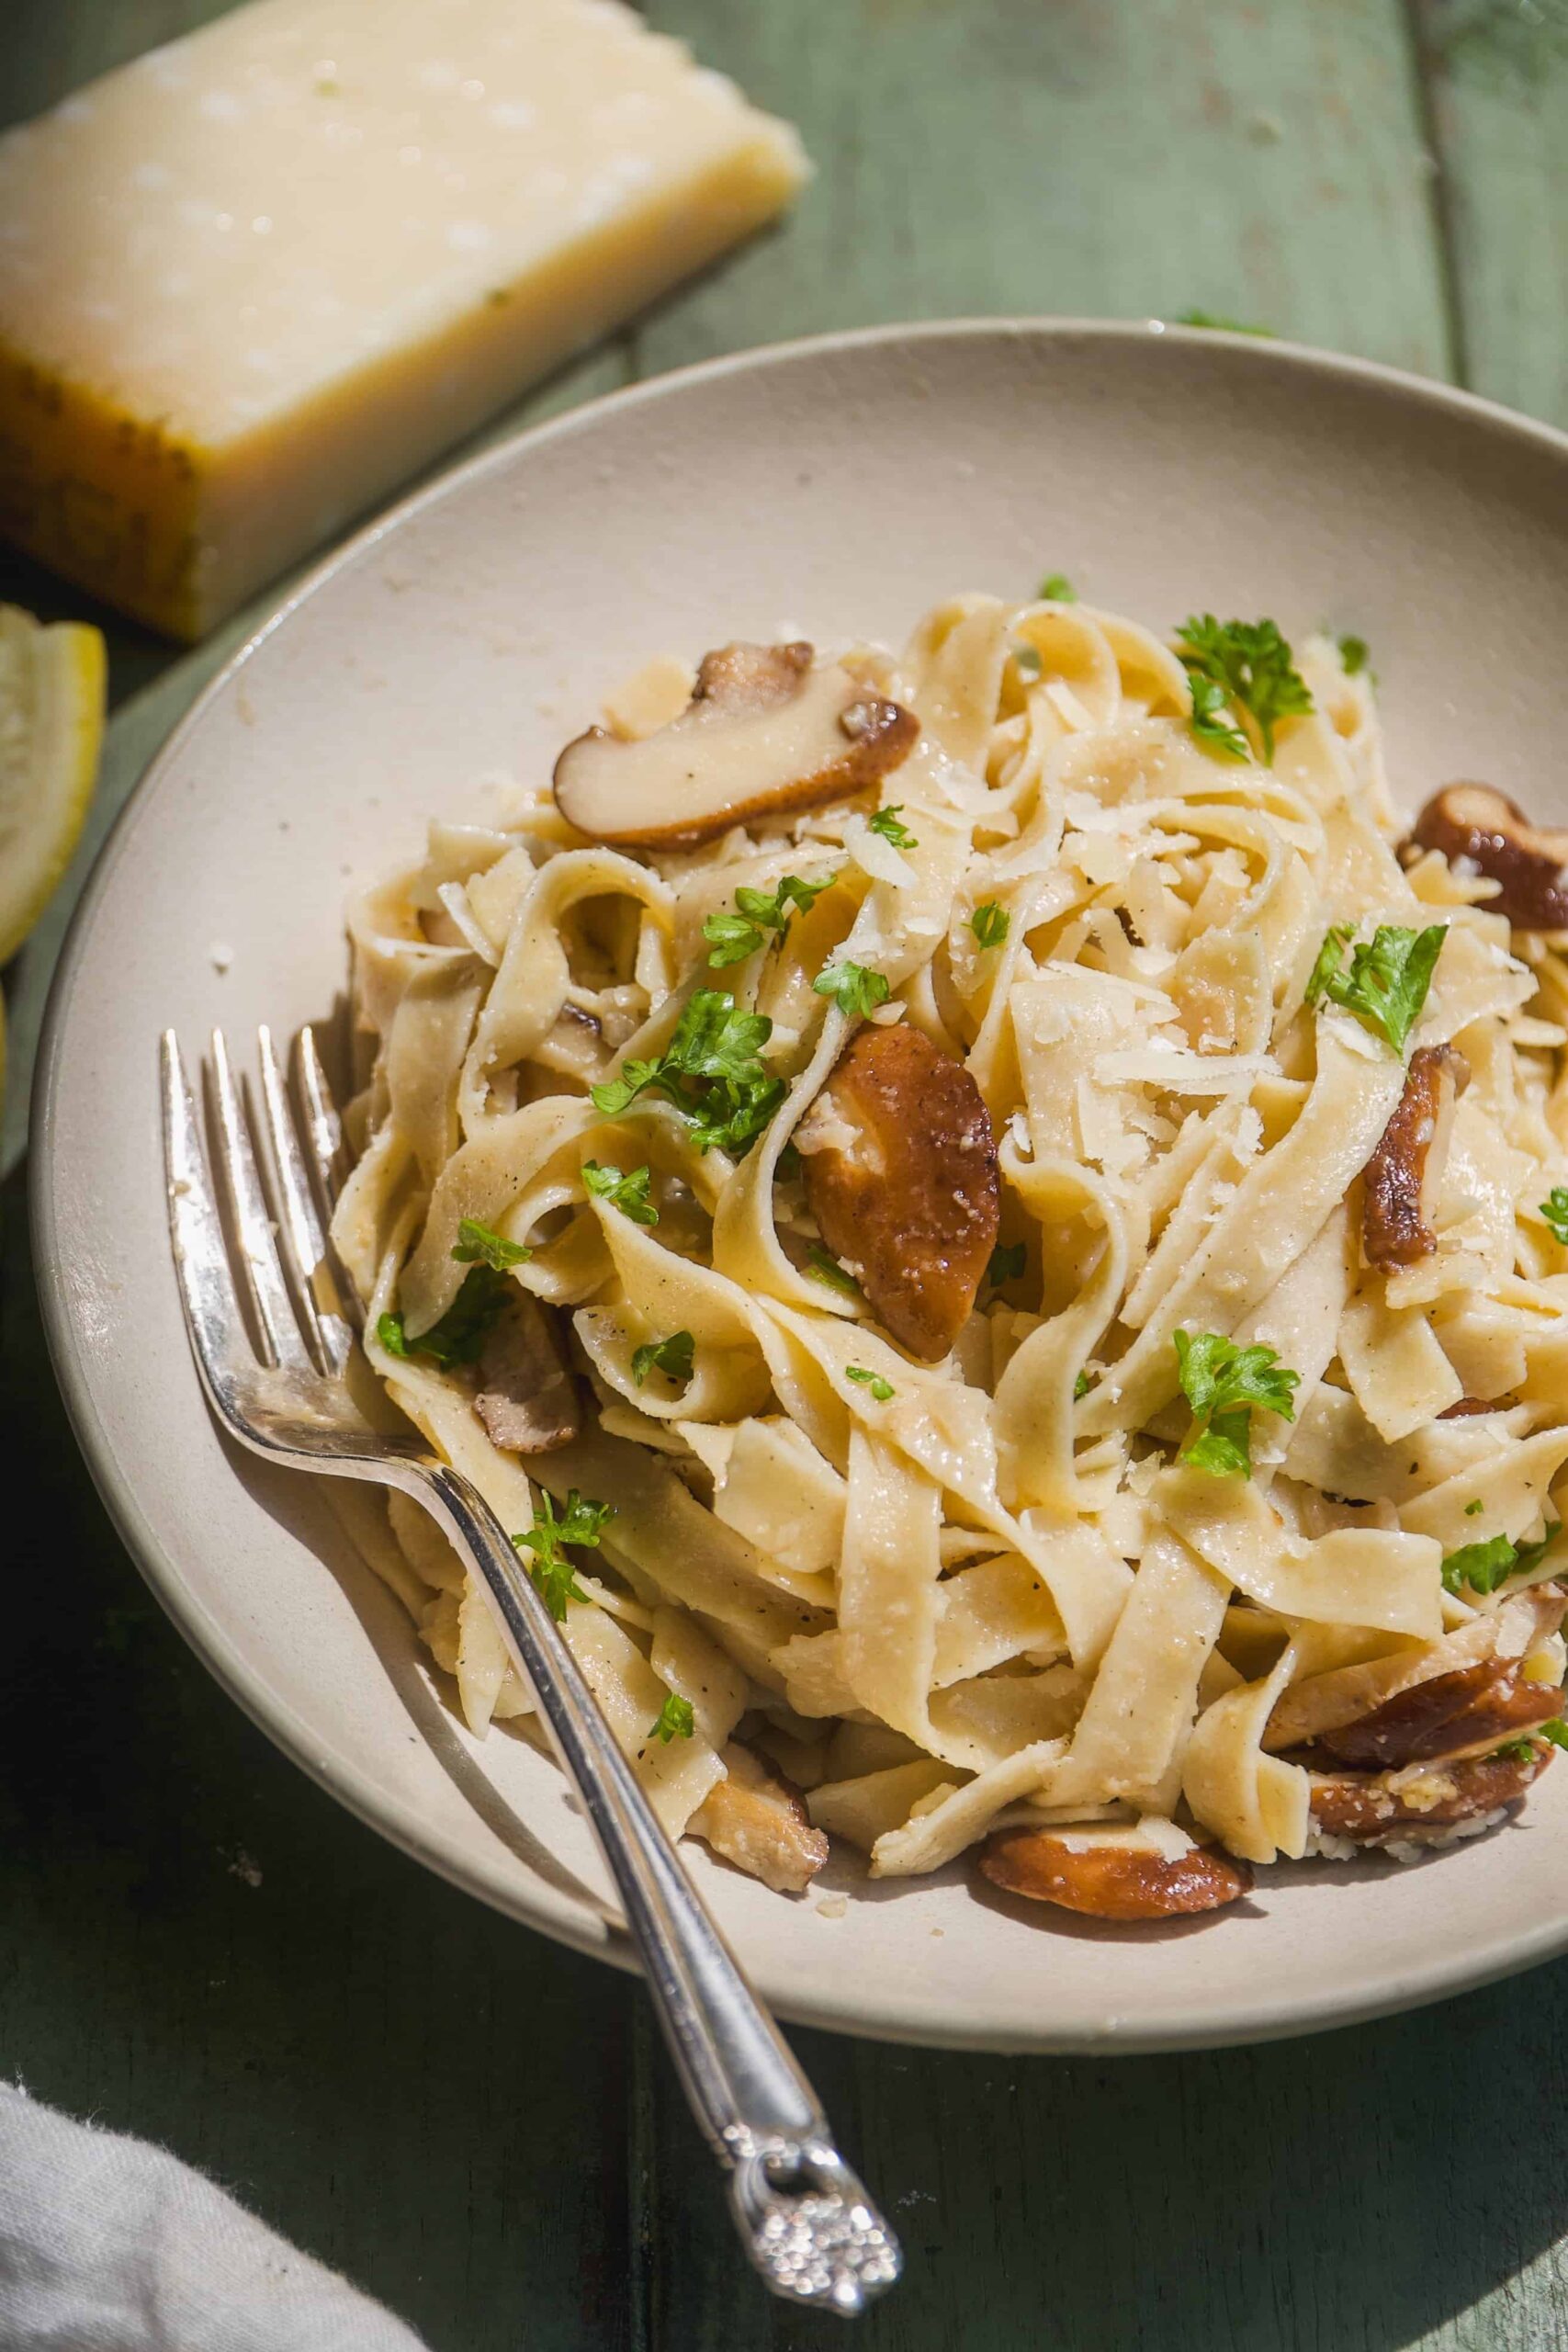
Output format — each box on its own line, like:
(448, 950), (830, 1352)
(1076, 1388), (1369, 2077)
(0, 0), (807, 638)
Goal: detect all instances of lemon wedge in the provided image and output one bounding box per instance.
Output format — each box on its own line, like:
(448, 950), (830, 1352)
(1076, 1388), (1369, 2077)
(0, 603), (107, 967)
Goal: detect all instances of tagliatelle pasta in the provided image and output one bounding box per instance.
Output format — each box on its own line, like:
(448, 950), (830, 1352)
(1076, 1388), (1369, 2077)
(329, 590), (1568, 1923)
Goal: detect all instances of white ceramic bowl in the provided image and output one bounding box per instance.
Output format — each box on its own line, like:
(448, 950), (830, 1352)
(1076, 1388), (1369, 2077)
(34, 322), (1568, 2052)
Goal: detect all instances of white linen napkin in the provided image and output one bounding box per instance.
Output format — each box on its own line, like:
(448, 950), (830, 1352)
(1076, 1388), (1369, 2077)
(0, 2085), (431, 2350)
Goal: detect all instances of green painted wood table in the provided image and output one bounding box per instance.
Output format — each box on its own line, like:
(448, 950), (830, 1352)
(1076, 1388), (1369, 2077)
(5, 5), (1568, 2346)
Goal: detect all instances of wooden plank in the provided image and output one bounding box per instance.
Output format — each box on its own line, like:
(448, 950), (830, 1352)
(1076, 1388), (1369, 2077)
(637, 0), (1453, 376)
(0, 1166), (639, 2351)
(636, 1983), (1568, 2351)
(1411, 0), (1568, 429)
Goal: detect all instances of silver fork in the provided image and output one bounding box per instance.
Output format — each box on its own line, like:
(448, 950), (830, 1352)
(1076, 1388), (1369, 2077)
(160, 1023), (900, 2315)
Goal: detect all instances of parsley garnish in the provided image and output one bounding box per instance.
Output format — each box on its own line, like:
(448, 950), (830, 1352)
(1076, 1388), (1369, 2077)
(1039, 572), (1077, 603)
(813, 959), (891, 1019)
(372, 1216), (532, 1364)
(1074, 1370), (1093, 1400)
(631, 1329), (695, 1387)
(1303, 922), (1446, 1055)
(1338, 634), (1370, 677)
(987, 1241), (1026, 1287)
(1186, 672), (1250, 763)
(590, 989), (785, 1158)
(1540, 1188), (1568, 1244)
(806, 1245), (862, 1298)
(583, 1160), (659, 1226)
(1441, 1522), (1561, 1598)
(1176, 311), (1274, 336)
(1465, 1498), (1484, 1517)
(512, 1488), (615, 1622)
(846, 1364), (895, 1402)
(1013, 644), (1043, 679)
(971, 901), (1009, 950)
(1174, 1329), (1300, 1478)
(1176, 615), (1313, 763)
(648, 1692), (695, 1744)
(703, 873), (833, 968)
(378, 1268), (512, 1367)
(1541, 1720), (1568, 1752)
(452, 1217), (531, 1271)
(868, 805), (919, 848)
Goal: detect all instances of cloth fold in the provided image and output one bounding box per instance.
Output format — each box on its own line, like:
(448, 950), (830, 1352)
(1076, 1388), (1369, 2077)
(0, 2086), (431, 2351)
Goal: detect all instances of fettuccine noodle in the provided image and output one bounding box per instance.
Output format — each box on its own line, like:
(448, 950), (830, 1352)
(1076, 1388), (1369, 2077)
(329, 593), (1568, 1922)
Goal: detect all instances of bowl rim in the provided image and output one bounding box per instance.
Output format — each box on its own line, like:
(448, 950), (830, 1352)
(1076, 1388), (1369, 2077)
(31, 314), (1568, 2052)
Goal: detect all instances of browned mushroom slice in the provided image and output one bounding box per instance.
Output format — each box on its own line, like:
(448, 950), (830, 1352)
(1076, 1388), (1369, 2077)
(978, 1829), (1254, 1919)
(1309, 1744), (1551, 1843)
(473, 1295), (581, 1454)
(1360, 1043), (1468, 1270)
(551, 640), (918, 849)
(1409, 785), (1568, 931)
(798, 1023), (999, 1363)
(1308, 1657), (1562, 1771)
(689, 1741), (829, 1894)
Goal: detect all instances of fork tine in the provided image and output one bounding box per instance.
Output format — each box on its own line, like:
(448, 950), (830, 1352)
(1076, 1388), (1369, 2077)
(162, 1032), (254, 1401)
(296, 1024), (349, 1212)
(209, 1028), (314, 1374)
(257, 1024), (353, 1375)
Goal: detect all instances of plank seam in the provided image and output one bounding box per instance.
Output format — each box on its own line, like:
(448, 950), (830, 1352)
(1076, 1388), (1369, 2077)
(1402, 0), (1472, 389)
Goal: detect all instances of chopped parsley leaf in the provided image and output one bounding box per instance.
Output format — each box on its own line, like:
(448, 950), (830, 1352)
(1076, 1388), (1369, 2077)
(868, 805), (919, 848)
(1176, 614), (1313, 763)
(1303, 922), (1446, 1055)
(1441, 1521), (1561, 1598)
(806, 1245), (862, 1298)
(452, 1216), (531, 1271)
(590, 989), (785, 1159)
(971, 901), (1010, 950)
(1174, 1329), (1300, 1478)
(631, 1329), (695, 1387)
(703, 872), (834, 967)
(1013, 643), (1043, 678)
(987, 1241), (1026, 1287)
(1465, 1498), (1484, 1517)
(377, 1266), (511, 1368)
(1338, 634), (1371, 677)
(648, 1692), (695, 1744)
(812, 959), (891, 1020)
(1540, 1187), (1568, 1244)
(1039, 572), (1077, 603)
(1186, 671), (1250, 763)
(846, 1364), (895, 1402)
(1175, 311), (1274, 336)
(1074, 1370), (1093, 1400)
(583, 1160), (659, 1226)
(511, 1488), (614, 1622)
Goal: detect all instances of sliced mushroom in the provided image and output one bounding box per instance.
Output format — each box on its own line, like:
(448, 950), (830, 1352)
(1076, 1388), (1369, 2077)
(978, 1829), (1254, 1919)
(1305, 1657), (1562, 1771)
(1409, 785), (1568, 931)
(800, 1023), (999, 1363)
(1309, 1744), (1551, 1843)
(1438, 1397), (1502, 1419)
(552, 640), (919, 849)
(1360, 1044), (1468, 1269)
(473, 1295), (581, 1454)
(1265, 1582), (1567, 1753)
(688, 1740), (829, 1894)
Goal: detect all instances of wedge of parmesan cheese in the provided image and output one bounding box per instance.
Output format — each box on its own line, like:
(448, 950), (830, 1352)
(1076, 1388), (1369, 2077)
(0, 0), (807, 638)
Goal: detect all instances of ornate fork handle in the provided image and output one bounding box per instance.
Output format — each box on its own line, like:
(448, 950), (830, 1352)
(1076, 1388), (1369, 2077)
(413, 1462), (900, 2313)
